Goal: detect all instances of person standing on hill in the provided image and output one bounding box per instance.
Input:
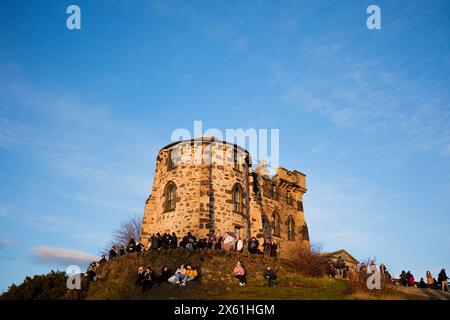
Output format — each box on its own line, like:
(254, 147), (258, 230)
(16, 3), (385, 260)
(170, 232), (178, 249)
(408, 272), (415, 288)
(336, 256), (345, 278)
(438, 269), (449, 292)
(236, 237), (244, 253)
(233, 261), (247, 286)
(248, 237), (259, 254)
(263, 267), (278, 287)
(426, 271), (434, 288)
(270, 241), (278, 257)
(223, 232), (234, 251)
(263, 239), (271, 256)
(214, 232), (223, 250)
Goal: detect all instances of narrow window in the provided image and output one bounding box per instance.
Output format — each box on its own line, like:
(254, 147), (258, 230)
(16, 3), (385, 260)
(272, 211), (280, 237)
(168, 149), (176, 170)
(165, 182), (176, 212)
(287, 216), (295, 241)
(233, 185), (242, 213)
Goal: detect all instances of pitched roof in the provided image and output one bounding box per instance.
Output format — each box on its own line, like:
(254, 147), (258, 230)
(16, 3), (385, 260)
(321, 249), (359, 264)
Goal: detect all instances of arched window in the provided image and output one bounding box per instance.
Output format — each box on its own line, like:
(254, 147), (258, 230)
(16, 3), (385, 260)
(164, 182), (176, 212)
(287, 216), (295, 241)
(232, 184), (242, 213)
(272, 211), (280, 237)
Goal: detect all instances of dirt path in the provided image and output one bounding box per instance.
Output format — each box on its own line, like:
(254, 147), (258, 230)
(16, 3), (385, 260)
(395, 286), (450, 300)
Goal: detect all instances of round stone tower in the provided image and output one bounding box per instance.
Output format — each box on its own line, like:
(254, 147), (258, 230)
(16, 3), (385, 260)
(141, 137), (252, 240)
(140, 136), (310, 257)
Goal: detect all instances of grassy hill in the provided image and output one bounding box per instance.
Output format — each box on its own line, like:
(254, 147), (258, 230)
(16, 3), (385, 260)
(78, 249), (420, 300)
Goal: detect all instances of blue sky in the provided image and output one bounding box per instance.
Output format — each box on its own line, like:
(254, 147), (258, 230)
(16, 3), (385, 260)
(0, 0), (449, 292)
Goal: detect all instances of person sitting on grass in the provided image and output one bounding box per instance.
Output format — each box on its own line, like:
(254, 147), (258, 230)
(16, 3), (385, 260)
(142, 266), (154, 292)
(157, 266), (172, 286)
(127, 238), (136, 253)
(108, 246), (117, 260)
(170, 264), (187, 285)
(263, 267), (278, 287)
(135, 266), (145, 286)
(180, 264), (198, 286)
(234, 261), (247, 286)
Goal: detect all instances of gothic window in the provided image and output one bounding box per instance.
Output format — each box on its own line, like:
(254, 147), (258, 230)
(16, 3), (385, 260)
(164, 182), (176, 212)
(272, 211), (281, 237)
(232, 184), (243, 213)
(287, 216), (295, 241)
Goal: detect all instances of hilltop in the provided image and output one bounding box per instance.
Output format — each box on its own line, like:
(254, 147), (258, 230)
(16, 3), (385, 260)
(69, 249), (420, 300)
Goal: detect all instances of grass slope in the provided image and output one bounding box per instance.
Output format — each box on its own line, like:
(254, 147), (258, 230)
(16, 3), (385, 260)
(84, 249), (420, 300)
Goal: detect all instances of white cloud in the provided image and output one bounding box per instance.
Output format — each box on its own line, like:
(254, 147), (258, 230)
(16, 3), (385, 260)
(31, 246), (99, 265)
(0, 240), (12, 250)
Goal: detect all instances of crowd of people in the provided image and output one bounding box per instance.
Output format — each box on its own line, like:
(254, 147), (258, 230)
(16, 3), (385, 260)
(103, 231), (280, 258)
(84, 231), (281, 288)
(400, 269), (449, 291)
(134, 264), (199, 291)
(85, 232), (448, 293)
(326, 257), (449, 292)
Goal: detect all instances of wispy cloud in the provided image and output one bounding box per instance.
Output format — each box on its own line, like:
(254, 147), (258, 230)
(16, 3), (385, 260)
(274, 54), (450, 159)
(31, 246), (98, 266)
(0, 240), (12, 250)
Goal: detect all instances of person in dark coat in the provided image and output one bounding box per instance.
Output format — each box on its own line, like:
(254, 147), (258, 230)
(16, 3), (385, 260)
(170, 232), (178, 249)
(157, 266), (172, 285)
(263, 267), (278, 287)
(108, 246), (117, 260)
(127, 238), (136, 253)
(336, 256), (345, 278)
(438, 269), (449, 292)
(205, 235), (213, 249)
(151, 233), (160, 250)
(214, 232), (223, 250)
(162, 233), (170, 250)
(197, 236), (206, 250)
(98, 255), (107, 264)
(142, 267), (154, 292)
(248, 237), (259, 254)
(263, 239), (271, 256)
(135, 266), (145, 286)
(270, 241), (278, 257)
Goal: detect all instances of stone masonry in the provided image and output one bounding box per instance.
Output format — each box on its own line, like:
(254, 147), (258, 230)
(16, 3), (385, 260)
(140, 137), (310, 258)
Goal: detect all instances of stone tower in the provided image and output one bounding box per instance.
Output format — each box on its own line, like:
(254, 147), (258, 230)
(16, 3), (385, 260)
(140, 137), (309, 258)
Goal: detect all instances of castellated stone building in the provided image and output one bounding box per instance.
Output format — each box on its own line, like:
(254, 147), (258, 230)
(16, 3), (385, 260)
(140, 137), (310, 257)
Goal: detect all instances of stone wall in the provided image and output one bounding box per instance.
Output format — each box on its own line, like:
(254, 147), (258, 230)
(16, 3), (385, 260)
(140, 137), (310, 258)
